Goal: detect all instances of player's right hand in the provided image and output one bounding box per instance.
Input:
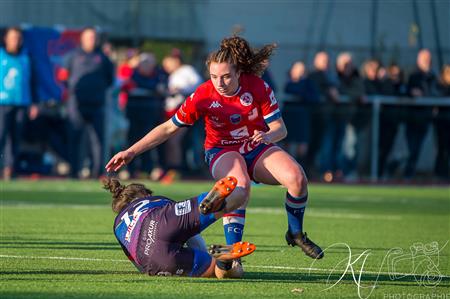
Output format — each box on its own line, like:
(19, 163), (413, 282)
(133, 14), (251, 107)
(105, 150), (135, 172)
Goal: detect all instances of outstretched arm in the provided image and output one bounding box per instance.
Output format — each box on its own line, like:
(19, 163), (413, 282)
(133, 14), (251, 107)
(105, 119), (184, 172)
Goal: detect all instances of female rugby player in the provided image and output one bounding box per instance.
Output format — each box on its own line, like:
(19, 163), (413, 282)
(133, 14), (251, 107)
(104, 176), (255, 278)
(106, 36), (324, 273)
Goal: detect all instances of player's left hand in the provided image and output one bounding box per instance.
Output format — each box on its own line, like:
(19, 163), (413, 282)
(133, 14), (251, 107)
(105, 150), (136, 172)
(250, 130), (271, 145)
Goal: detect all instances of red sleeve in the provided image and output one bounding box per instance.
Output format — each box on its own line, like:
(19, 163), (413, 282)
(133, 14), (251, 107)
(171, 92), (201, 127)
(259, 80), (281, 123)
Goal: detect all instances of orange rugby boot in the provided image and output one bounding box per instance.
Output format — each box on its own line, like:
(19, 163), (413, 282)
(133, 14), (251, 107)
(199, 176), (237, 214)
(208, 241), (256, 261)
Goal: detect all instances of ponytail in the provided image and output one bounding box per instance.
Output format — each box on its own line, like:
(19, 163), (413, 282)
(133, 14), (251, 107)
(206, 36), (276, 76)
(102, 178), (153, 213)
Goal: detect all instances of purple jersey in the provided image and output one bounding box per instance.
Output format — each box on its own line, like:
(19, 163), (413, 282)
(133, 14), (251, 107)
(113, 195), (212, 276)
(113, 196), (173, 270)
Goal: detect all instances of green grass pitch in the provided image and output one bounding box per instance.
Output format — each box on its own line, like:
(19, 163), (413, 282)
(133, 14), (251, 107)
(1, 180), (449, 298)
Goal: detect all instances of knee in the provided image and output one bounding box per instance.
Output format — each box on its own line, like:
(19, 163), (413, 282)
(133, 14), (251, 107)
(235, 180), (251, 203)
(241, 182), (251, 197)
(284, 165), (308, 195)
(225, 179), (251, 211)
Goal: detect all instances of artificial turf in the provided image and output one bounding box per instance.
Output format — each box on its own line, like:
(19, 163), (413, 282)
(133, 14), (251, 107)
(1, 180), (449, 298)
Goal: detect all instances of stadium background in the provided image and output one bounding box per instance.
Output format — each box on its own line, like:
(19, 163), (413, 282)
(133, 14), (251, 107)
(1, 1), (449, 298)
(1, 0), (449, 180)
(1, 1), (449, 71)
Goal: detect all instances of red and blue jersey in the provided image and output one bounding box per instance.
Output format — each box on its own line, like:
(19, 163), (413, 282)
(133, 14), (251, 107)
(171, 73), (281, 154)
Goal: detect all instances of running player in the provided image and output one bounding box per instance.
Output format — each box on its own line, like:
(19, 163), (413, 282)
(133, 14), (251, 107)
(105, 176), (255, 278)
(106, 36), (324, 273)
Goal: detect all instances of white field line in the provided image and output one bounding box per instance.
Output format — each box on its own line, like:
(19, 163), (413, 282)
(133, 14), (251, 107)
(2, 185), (104, 192)
(0, 254), (127, 263)
(0, 254), (448, 279)
(249, 207), (403, 220)
(0, 203), (403, 220)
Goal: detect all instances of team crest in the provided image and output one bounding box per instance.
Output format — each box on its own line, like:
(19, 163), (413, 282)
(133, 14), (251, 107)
(240, 92), (253, 106)
(230, 114), (242, 124)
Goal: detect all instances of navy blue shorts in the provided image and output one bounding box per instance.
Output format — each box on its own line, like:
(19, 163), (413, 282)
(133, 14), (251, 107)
(136, 198), (212, 277)
(204, 143), (278, 182)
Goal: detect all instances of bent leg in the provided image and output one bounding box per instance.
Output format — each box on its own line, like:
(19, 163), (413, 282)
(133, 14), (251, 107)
(210, 151), (251, 245)
(252, 146), (322, 259)
(253, 146), (308, 234)
(253, 146), (308, 197)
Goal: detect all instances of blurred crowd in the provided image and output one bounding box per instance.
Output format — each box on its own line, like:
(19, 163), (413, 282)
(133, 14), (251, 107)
(1, 26), (449, 182)
(282, 50), (450, 182)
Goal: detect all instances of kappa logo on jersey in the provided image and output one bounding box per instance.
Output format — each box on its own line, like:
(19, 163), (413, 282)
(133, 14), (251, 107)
(230, 114), (242, 124)
(230, 126), (250, 140)
(175, 200), (191, 216)
(248, 107), (258, 121)
(240, 92), (253, 106)
(208, 101), (223, 108)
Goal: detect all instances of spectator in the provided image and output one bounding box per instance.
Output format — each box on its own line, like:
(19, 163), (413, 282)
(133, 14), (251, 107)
(434, 65), (450, 180)
(336, 52), (367, 179)
(283, 61), (320, 164)
(161, 50), (202, 183)
(362, 59), (382, 95)
(308, 51), (343, 181)
(0, 27), (34, 180)
(405, 49), (439, 179)
(123, 52), (167, 178)
(374, 63), (408, 178)
(62, 27), (114, 178)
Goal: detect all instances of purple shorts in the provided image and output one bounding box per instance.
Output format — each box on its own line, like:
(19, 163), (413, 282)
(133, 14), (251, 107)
(135, 198), (212, 277)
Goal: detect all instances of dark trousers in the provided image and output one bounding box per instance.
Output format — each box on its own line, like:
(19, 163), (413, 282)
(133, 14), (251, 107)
(67, 99), (105, 178)
(125, 99), (162, 175)
(378, 106), (404, 177)
(434, 109), (450, 179)
(0, 105), (25, 170)
(24, 109), (68, 162)
(403, 107), (433, 178)
(319, 113), (346, 175)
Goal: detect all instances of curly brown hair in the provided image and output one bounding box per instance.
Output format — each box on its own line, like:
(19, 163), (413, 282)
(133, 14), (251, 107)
(102, 178), (153, 213)
(206, 36), (276, 77)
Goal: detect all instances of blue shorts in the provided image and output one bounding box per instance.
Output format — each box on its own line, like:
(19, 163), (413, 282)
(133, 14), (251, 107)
(204, 143), (277, 182)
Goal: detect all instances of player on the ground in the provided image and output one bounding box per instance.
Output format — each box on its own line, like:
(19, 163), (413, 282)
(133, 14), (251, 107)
(106, 36), (324, 273)
(104, 176), (255, 278)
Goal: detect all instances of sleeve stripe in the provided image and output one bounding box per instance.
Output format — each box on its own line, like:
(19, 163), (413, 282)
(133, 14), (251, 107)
(264, 111), (281, 123)
(171, 114), (192, 127)
(263, 108), (281, 120)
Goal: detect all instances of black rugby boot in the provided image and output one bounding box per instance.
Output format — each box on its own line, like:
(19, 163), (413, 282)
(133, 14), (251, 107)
(285, 231), (324, 259)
